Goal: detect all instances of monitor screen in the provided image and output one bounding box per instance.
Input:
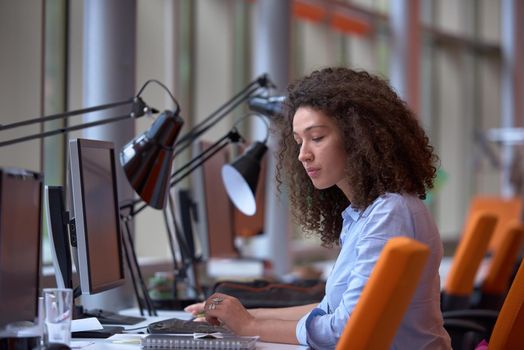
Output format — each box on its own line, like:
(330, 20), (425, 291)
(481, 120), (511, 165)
(68, 138), (125, 295)
(0, 167), (42, 328)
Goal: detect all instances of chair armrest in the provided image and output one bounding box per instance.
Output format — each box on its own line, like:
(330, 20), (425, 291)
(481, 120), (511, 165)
(443, 309), (498, 320)
(443, 318), (486, 333)
(443, 318), (487, 350)
(443, 309), (498, 336)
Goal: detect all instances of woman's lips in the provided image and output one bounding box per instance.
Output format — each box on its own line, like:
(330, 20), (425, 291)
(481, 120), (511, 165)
(306, 167), (320, 178)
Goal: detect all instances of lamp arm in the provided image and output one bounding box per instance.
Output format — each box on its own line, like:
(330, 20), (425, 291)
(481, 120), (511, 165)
(233, 112), (271, 144)
(170, 134), (234, 187)
(173, 74), (273, 156)
(0, 97), (152, 148)
(173, 86), (256, 156)
(2, 110), (135, 147)
(137, 79), (180, 114)
(162, 200), (182, 270)
(0, 98), (135, 131)
(0, 77), (173, 133)
(170, 129), (242, 183)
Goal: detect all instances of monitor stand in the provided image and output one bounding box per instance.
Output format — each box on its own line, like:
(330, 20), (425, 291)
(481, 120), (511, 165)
(78, 307), (145, 326)
(72, 305), (145, 339)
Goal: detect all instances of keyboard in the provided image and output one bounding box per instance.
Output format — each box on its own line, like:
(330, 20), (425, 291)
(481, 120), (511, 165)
(148, 317), (230, 334)
(82, 309), (146, 325)
(72, 325), (125, 339)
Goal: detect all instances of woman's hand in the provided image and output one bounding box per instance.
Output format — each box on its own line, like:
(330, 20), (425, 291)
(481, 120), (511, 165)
(203, 293), (256, 335)
(184, 301), (206, 321)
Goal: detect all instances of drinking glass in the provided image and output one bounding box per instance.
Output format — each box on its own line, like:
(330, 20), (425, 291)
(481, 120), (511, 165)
(43, 288), (73, 346)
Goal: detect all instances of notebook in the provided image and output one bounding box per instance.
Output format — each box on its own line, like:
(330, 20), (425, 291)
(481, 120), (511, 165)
(141, 334), (259, 349)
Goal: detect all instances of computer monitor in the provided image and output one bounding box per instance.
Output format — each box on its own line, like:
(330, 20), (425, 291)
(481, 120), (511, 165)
(191, 141), (266, 257)
(193, 140), (238, 259)
(177, 188), (197, 260)
(0, 167), (42, 329)
(68, 138), (125, 295)
(47, 139), (144, 330)
(45, 185), (73, 290)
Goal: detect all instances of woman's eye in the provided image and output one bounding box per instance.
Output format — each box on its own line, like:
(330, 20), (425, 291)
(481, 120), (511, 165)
(312, 136), (324, 142)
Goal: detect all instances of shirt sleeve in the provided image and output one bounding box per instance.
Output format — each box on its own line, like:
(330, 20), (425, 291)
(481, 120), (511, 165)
(295, 296), (329, 345)
(300, 203), (415, 349)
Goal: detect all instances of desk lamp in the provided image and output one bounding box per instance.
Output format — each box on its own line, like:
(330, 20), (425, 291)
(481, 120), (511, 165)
(222, 114), (270, 216)
(221, 95), (286, 216)
(121, 110), (184, 210)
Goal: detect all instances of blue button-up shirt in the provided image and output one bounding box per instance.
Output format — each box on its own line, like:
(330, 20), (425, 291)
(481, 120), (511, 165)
(296, 193), (451, 349)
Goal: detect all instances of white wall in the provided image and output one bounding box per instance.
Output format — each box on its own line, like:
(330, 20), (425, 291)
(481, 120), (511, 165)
(0, 1), (42, 172)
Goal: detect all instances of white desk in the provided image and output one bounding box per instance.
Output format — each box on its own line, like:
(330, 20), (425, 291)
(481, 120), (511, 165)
(75, 309), (308, 350)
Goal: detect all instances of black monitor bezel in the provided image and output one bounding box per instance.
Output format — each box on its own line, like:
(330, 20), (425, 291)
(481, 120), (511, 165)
(68, 138), (125, 295)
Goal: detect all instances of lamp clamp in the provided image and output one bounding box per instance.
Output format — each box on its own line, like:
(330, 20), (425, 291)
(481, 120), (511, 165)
(227, 128), (244, 144)
(256, 73), (276, 89)
(130, 96), (158, 119)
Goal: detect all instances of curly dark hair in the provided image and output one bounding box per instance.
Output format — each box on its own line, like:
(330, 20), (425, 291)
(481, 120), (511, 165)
(275, 67), (439, 247)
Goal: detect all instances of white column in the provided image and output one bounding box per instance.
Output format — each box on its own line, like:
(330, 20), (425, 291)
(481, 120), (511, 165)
(43, 0), (67, 186)
(389, 0), (421, 115)
(81, 0), (137, 311)
(500, 0), (524, 197)
(251, 0), (292, 277)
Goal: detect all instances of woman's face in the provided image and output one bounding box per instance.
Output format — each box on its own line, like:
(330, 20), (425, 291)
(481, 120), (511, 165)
(292, 106), (351, 199)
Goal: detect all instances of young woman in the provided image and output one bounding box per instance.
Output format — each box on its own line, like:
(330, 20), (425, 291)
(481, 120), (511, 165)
(186, 67), (451, 349)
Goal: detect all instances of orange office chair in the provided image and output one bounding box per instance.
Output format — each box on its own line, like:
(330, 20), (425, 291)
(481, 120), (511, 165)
(441, 211), (498, 311)
(477, 221), (524, 309)
(467, 196), (522, 256)
(487, 257), (524, 349)
(335, 237), (430, 350)
(444, 258), (524, 350)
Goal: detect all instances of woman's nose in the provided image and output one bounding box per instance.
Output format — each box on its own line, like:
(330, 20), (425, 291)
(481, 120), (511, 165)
(298, 144), (312, 162)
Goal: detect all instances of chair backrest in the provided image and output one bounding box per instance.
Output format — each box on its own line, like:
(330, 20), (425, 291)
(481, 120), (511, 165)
(335, 237), (430, 350)
(488, 258), (524, 349)
(443, 212), (497, 298)
(481, 222), (524, 296)
(468, 196), (522, 254)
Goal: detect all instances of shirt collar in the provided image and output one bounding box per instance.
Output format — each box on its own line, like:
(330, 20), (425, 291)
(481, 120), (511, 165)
(342, 203), (361, 222)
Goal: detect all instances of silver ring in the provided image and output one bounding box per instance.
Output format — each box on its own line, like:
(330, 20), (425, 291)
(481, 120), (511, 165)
(208, 303), (216, 310)
(211, 297), (224, 304)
